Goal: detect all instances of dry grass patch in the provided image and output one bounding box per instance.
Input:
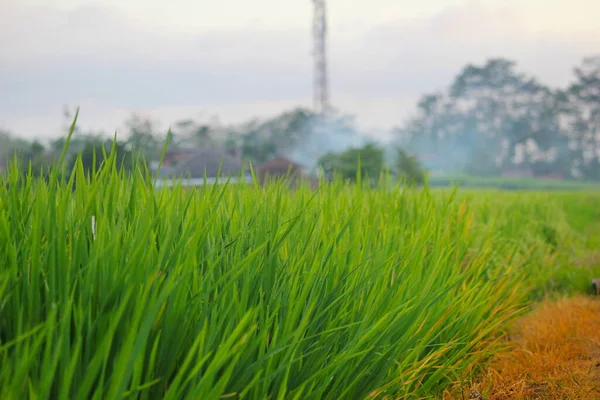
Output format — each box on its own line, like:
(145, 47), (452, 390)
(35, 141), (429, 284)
(446, 296), (600, 399)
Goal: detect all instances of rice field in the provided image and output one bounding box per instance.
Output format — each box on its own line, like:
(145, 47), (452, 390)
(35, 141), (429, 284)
(1, 138), (599, 399)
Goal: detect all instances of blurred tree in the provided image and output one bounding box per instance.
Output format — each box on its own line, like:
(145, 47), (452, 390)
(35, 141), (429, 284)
(194, 125), (212, 146)
(241, 130), (278, 165)
(30, 140), (45, 156)
(173, 119), (214, 148)
(0, 130), (50, 176)
(397, 58), (567, 177)
(450, 58), (566, 170)
(239, 108), (316, 165)
(50, 137), (67, 154)
(69, 139), (133, 176)
(395, 147), (426, 185)
(317, 143), (385, 182)
(563, 56), (600, 180)
(124, 113), (160, 163)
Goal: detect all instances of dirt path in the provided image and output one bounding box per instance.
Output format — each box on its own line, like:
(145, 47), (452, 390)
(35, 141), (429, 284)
(445, 296), (600, 400)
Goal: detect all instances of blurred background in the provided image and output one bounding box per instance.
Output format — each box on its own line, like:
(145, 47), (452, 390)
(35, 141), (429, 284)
(1, 0), (599, 185)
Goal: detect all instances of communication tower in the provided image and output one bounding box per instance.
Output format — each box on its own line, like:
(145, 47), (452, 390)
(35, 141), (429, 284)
(312, 0), (330, 115)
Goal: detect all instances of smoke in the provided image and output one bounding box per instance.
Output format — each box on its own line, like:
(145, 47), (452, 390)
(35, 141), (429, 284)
(397, 133), (482, 174)
(394, 121), (570, 177)
(284, 113), (372, 172)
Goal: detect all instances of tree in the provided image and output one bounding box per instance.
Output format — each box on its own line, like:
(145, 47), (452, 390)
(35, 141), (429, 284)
(317, 143), (386, 183)
(241, 130), (278, 165)
(238, 108), (316, 165)
(68, 139), (133, 176)
(395, 148), (426, 185)
(172, 119), (215, 148)
(50, 137), (67, 154)
(124, 113), (160, 163)
(0, 133), (52, 177)
(563, 56), (600, 179)
(396, 58), (567, 177)
(0, 129), (19, 161)
(30, 140), (45, 156)
(451, 59), (566, 171)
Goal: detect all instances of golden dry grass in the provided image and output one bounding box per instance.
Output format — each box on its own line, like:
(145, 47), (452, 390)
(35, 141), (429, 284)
(445, 296), (600, 400)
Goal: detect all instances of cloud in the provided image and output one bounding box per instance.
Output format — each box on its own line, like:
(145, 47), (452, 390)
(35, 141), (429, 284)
(0, 1), (598, 139)
(0, 3), (313, 110)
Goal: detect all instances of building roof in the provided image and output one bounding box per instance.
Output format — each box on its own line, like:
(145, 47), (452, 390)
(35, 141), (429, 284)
(164, 148), (245, 179)
(257, 157), (303, 170)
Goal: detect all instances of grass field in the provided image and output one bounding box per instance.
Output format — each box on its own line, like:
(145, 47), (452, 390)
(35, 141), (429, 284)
(1, 142), (599, 399)
(428, 174), (600, 191)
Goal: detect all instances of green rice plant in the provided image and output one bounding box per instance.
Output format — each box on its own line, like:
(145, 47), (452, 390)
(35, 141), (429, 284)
(0, 119), (598, 399)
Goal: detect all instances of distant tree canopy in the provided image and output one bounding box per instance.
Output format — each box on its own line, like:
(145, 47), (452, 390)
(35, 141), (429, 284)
(395, 148), (426, 185)
(3, 55), (600, 182)
(396, 56), (600, 180)
(124, 114), (160, 162)
(318, 143), (386, 182)
(239, 108), (316, 165)
(68, 139), (133, 176)
(316, 143), (426, 185)
(1, 129), (52, 176)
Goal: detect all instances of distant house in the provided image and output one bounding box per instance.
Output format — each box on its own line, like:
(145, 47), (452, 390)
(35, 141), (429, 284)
(256, 157), (318, 189)
(257, 157), (303, 183)
(162, 149), (194, 168)
(155, 148), (252, 188)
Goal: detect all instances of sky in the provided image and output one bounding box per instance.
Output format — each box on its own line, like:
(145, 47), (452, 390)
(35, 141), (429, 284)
(0, 0), (599, 141)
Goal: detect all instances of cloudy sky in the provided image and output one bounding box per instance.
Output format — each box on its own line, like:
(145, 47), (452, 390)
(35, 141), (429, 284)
(1, 0), (598, 141)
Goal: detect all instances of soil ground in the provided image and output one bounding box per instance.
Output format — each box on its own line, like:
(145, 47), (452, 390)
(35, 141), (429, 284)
(444, 296), (600, 400)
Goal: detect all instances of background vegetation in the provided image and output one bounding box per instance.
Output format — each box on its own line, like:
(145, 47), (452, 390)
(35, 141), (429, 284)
(2, 55), (599, 185)
(1, 127), (599, 398)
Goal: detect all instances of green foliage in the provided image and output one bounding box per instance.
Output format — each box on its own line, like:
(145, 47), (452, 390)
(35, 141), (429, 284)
(318, 143), (385, 182)
(239, 108), (316, 164)
(397, 56), (600, 181)
(394, 147), (426, 185)
(1, 129), (599, 398)
(317, 144), (426, 186)
(241, 131), (277, 165)
(124, 114), (160, 162)
(0, 135), (52, 178)
(68, 138), (134, 177)
(4, 56), (600, 186)
(427, 174), (600, 191)
(172, 118), (216, 149)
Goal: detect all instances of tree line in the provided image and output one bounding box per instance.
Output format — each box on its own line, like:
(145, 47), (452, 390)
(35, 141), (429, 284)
(1, 55), (598, 182)
(396, 56), (600, 180)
